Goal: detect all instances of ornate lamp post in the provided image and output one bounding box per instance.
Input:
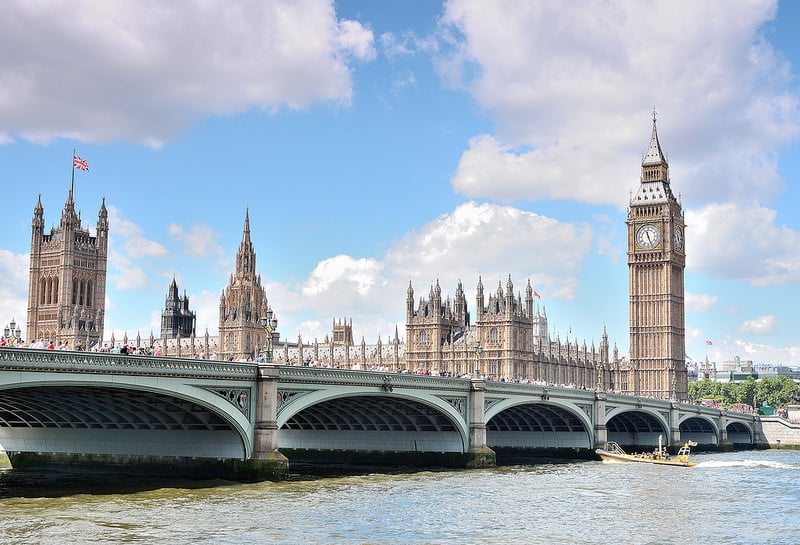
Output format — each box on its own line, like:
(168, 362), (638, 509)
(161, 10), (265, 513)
(474, 340), (483, 378)
(2, 318), (22, 347)
(596, 361), (604, 392)
(260, 308), (278, 363)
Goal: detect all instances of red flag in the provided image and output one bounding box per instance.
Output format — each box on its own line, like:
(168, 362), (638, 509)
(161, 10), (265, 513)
(705, 339), (713, 346)
(73, 153), (89, 171)
(533, 290), (541, 299)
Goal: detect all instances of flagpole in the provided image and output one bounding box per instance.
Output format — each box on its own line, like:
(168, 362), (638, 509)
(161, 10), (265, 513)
(70, 148), (75, 199)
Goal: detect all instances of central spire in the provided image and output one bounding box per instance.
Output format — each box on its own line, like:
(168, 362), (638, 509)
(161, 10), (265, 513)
(237, 207), (256, 278)
(642, 107), (667, 167)
(242, 206), (252, 245)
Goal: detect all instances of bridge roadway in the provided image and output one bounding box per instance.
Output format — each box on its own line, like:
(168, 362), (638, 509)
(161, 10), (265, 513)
(0, 348), (763, 480)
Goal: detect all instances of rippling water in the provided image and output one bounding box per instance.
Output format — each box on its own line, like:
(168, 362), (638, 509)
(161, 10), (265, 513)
(1, 449), (798, 545)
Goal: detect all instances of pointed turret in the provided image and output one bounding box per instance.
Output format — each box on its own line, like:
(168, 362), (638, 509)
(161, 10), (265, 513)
(236, 207), (256, 279)
(60, 186), (80, 230)
(97, 196), (109, 243)
(632, 108), (676, 206)
(32, 194), (44, 229)
(406, 281), (415, 315)
(476, 275), (485, 319)
(642, 108), (667, 167)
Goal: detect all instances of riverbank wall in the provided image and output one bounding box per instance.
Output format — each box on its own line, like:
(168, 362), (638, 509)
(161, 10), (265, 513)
(759, 413), (800, 449)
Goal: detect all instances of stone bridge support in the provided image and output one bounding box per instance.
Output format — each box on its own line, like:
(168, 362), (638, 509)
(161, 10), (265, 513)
(235, 365), (289, 481)
(593, 392), (607, 448)
(466, 379), (495, 468)
(718, 412), (731, 446)
(670, 402), (681, 446)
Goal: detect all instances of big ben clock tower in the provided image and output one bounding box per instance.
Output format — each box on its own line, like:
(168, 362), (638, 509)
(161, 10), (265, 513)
(627, 111), (687, 400)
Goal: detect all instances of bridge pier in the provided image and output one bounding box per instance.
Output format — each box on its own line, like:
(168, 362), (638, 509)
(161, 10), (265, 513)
(718, 412), (732, 446)
(669, 402), (681, 446)
(466, 379), (496, 468)
(234, 365), (289, 481)
(593, 392), (607, 447)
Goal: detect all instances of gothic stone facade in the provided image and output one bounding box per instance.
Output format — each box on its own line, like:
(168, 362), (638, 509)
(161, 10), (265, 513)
(404, 275), (613, 388)
(626, 113), (688, 400)
(160, 278), (196, 340)
(27, 190), (108, 349)
(217, 209), (278, 361)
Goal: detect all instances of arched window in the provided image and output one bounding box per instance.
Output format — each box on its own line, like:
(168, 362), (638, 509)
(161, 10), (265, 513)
(490, 328), (499, 343)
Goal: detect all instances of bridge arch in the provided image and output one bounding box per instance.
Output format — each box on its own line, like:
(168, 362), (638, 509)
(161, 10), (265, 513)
(276, 389), (469, 453)
(0, 374), (254, 460)
(678, 414), (720, 446)
(605, 408), (670, 447)
(726, 421), (754, 444)
(484, 399), (593, 449)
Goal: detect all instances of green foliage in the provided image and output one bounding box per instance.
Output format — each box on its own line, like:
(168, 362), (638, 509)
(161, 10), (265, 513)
(688, 379), (722, 403)
(689, 376), (799, 408)
(755, 376), (798, 407)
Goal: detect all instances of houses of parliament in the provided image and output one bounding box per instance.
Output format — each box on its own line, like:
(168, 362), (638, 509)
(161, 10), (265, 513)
(23, 116), (688, 400)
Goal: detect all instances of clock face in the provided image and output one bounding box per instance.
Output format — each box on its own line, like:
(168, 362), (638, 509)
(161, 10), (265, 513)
(636, 224), (660, 249)
(674, 225), (684, 251)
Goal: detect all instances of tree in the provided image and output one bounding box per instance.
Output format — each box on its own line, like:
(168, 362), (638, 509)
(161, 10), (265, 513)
(733, 377), (757, 406)
(755, 376), (799, 408)
(689, 379), (722, 403)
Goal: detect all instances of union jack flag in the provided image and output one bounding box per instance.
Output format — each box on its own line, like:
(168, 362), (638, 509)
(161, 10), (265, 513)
(73, 152), (89, 171)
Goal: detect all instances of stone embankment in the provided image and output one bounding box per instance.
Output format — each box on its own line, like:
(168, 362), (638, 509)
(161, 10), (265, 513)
(760, 405), (800, 448)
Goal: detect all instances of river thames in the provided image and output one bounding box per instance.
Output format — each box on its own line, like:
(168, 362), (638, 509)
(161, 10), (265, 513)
(1, 449), (798, 545)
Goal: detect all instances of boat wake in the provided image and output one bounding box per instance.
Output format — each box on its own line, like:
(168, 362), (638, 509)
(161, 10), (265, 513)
(695, 460), (798, 470)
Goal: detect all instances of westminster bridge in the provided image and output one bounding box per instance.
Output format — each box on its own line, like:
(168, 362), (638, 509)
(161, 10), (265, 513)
(0, 348), (764, 480)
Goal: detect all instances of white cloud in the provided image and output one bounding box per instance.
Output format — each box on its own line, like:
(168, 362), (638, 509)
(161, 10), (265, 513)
(686, 202), (800, 287)
(303, 255), (385, 298)
(276, 202), (593, 342)
(731, 338), (800, 366)
(438, 0), (799, 207)
(386, 201), (591, 300)
(380, 32), (415, 57)
(685, 292), (718, 313)
(113, 266), (150, 291)
(187, 289), (223, 337)
(108, 205), (167, 259)
(124, 238), (168, 259)
(0, 250), (30, 337)
(739, 314), (778, 335)
(169, 223), (224, 260)
(0, 0), (375, 145)
(684, 325), (705, 353)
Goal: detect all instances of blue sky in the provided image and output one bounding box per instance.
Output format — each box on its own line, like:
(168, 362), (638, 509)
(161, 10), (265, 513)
(1, 0), (798, 366)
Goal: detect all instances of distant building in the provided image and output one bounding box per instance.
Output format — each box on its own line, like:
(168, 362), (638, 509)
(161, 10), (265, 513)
(404, 275), (612, 387)
(26, 188), (108, 349)
(217, 209), (276, 361)
(718, 356), (754, 372)
(160, 278), (196, 340)
(332, 318), (354, 346)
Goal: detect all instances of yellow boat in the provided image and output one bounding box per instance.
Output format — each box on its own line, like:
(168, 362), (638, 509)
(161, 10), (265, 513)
(596, 436), (696, 467)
